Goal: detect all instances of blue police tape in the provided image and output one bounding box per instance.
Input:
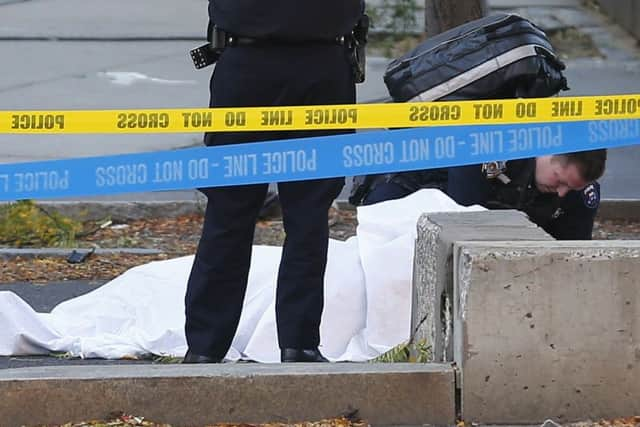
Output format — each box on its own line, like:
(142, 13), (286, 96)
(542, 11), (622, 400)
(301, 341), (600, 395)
(1, 119), (639, 201)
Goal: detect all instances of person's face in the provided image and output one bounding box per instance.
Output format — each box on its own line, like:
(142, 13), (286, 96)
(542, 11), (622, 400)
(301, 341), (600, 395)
(535, 155), (588, 197)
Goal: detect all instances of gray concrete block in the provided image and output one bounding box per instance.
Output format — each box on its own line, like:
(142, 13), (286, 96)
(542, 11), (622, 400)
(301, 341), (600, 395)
(0, 363), (456, 427)
(453, 241), (640, 424)
(412, 210), (552, 362)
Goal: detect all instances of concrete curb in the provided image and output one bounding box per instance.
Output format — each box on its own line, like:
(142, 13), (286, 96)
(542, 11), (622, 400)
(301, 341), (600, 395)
(26, 200), (208, 222)
(0, 247), (162, 259)
(0, 363), (456, 427)
(19, 198), (640, 221)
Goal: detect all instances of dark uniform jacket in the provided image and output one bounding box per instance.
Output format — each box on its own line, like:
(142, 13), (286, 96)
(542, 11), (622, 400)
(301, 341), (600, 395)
(209, 0), (363, 40)
(449, 159), (600, 240)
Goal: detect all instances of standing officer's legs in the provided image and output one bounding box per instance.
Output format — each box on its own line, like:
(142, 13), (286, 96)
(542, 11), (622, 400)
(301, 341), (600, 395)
(272, 45), (354, 358)
(276, 177), (344, 350)
(185, 44), (354, 362)
(185, 46), (279, 361)
(185, 184), (269, 359)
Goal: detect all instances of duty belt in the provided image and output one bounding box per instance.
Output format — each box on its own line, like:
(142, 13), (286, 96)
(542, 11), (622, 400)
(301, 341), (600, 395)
(190, 29), (348, 70)
(227, 35), (347, 47)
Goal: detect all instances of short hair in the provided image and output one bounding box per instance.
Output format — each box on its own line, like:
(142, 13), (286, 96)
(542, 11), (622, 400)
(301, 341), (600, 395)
(553, 149), (607, 182)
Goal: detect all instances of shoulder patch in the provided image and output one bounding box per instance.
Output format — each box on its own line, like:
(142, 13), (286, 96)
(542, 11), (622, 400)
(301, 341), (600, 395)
(582, 183), (600, 209)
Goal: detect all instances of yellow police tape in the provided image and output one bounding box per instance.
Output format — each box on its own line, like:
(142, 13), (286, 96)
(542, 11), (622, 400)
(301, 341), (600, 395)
(2, 94), (640, 134)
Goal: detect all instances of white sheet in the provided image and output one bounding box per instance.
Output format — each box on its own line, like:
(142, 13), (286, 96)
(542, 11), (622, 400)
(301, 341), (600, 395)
(0, 189), (484, 362)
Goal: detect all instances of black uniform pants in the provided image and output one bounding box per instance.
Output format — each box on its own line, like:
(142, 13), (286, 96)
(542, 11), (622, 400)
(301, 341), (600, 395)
(446, 164), (490, 206)
(185, 44), (355, 359)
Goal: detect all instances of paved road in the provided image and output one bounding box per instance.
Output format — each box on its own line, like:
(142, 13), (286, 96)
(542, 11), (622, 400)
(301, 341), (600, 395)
(0, 0), (638, 201)
(0, 280), (157, 368)
(0, 0), (639, 369)
(0, 280), (104, 312)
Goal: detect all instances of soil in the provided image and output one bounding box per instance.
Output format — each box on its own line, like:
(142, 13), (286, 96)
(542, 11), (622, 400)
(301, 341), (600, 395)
(1, 209), (638, 284)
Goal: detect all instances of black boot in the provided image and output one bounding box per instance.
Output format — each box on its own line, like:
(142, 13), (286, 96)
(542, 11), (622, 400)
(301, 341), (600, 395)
(182, 349), (222, 364)
(280, 348), (329, 362)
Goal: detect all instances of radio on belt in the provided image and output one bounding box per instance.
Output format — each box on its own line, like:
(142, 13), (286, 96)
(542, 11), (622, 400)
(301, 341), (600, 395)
(190, 26), (227, 69)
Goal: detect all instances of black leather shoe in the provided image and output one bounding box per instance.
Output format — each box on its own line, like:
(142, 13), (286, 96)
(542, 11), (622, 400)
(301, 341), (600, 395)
(281, 348), (329, 363)
(182, 349), (221, 364)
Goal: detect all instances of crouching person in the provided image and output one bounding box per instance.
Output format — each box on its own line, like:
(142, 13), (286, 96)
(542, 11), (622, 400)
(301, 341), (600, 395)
(351, 150), (607, 240)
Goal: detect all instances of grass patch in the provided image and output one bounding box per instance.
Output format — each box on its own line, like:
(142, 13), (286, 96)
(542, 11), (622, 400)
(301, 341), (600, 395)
(0, 200), (83, 247)
(370, 340), (431, 363)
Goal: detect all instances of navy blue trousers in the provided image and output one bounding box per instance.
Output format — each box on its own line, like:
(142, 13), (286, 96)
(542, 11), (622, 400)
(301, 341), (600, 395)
(185, 44), (355, 358)
(446, 165), (490, 206)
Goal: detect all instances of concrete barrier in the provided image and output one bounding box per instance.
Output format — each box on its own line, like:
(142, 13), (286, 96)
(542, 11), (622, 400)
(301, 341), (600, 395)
(413, 210), (553, 362)
(453, 241), (640, 423)
(0, 363), (456, 427)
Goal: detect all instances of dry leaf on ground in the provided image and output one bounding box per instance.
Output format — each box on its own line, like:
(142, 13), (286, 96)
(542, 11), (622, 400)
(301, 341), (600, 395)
(1, 211), (638, 284)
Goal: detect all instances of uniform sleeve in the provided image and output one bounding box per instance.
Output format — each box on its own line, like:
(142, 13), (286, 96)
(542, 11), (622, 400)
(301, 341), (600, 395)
(544, 182), (600, 240)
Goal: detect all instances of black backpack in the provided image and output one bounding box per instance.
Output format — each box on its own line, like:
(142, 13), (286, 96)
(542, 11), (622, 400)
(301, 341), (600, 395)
(349, 13), (568, 206)
(384, 13), (568, 102)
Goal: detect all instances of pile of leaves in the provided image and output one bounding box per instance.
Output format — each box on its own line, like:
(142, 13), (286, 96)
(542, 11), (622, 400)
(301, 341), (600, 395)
(569, 416), (640, 427)
(569, 417), (640, 427)
(29, 414), (368, 427)
(0, 200), (82, 247)
(456, 418), (640, 427)
(29, 414), (640, 427)
(31, 412), (169, 427)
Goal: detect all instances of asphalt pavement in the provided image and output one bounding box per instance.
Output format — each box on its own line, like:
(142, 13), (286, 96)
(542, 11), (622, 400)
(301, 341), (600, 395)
(0, 280), (159, 369)
(0, 0), (639, 202)
(0, 0), (639, 371)
(0, 280), (104, 312)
